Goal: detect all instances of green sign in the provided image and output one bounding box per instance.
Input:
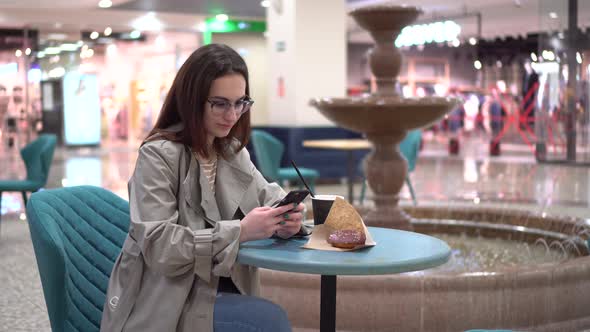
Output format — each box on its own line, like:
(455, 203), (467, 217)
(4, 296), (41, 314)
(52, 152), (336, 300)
(202, 17), (267, 45)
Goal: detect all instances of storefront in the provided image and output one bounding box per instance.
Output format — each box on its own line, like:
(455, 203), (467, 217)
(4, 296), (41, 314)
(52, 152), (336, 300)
(0, 28), (40, 149)
(35, 30), (198, 146)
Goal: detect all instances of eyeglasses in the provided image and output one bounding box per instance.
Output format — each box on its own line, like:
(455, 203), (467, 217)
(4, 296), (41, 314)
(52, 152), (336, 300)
(206, 96), (254, 117)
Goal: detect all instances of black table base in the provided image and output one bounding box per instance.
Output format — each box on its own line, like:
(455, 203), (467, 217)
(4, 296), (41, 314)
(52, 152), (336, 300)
(320, 275), (337, 332)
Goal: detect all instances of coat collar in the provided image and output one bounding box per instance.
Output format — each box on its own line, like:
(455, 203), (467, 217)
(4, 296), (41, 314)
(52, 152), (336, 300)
(215, 155), (253, 220)
(184, 146), (253, 223)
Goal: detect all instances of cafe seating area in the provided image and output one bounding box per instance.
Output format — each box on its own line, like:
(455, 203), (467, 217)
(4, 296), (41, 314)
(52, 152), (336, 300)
(249, 126), (368, 181)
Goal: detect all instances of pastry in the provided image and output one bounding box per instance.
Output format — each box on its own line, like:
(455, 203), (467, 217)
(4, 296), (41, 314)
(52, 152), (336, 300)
(323, 197), (367, 248)
(327, 229), (366, 249)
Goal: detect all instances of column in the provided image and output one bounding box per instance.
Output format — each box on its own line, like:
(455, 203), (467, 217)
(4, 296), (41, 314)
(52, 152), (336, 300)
(266, 0), (346, 126)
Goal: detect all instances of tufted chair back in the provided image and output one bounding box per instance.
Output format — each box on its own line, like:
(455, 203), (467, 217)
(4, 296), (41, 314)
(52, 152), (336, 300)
(21, 134), (57, 185)
(26, 186), (130, 331)
(250, 129), (284, 181)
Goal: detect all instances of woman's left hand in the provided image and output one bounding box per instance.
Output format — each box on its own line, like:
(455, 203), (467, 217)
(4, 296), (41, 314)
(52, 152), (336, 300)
(274, 203), (305, 239)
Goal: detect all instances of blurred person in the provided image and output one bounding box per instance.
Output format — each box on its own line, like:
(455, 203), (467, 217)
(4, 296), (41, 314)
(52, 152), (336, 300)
(463, 93), (481, 132)
(446, 89), (464, 155)
(5, 86), (23, 147)
(489, 90), (505, 136)
(480, 95), (493, 134)
(101, 44), (309, 332)
(522, 61), (539, 129)
(0, 85), (8, 138)
(484, 90), (506, 156)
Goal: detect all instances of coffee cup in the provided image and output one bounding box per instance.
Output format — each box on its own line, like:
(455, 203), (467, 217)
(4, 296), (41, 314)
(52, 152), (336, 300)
(311, 195), (344, 225)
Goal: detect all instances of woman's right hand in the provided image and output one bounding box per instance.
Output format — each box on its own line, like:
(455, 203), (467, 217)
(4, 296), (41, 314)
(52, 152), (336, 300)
(239, 204), (296, 243)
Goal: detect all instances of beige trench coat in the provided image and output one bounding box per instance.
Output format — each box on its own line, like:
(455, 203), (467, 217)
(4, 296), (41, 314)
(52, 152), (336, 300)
(100, 132), (301, 331)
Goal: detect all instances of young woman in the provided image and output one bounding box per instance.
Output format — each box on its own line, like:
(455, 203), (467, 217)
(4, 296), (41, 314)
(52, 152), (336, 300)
(101, 44), (309, 332)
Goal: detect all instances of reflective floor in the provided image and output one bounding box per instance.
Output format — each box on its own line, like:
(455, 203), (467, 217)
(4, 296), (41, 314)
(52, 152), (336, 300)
(1, 134), (590, 331)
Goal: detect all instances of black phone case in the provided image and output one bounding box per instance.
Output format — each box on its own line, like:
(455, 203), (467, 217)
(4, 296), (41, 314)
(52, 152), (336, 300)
(275, 190), (310, 207)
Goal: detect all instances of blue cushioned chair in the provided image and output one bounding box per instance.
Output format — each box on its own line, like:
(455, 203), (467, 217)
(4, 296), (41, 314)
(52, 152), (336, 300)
(26, 186), (130, 332)
(0, 134), (57, 225)
(359, 130), (421, 205)
(250, 129), (319, 192)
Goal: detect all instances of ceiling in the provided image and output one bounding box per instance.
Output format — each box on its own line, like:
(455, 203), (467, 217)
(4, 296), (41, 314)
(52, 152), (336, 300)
(113, 0), (266, 18)
(0, 0), (589, 43)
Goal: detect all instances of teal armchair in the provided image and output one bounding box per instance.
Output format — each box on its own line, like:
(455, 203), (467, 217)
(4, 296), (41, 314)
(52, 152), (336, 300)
(250, 130), (319, 192)
(0, 134), (57, 225)
(26, 186), (130, 332)
(359, 129), (421, 205)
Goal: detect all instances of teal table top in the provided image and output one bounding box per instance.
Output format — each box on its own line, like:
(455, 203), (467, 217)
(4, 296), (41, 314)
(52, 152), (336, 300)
(237, 226), (451, 275)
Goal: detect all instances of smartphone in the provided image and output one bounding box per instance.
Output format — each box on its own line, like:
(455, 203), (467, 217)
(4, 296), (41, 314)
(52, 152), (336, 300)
(274, 189), (310, 208)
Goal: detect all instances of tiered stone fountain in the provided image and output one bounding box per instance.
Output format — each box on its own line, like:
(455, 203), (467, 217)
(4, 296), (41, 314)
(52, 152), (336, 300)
(310, 5), (457, 231)
(258, 4), (590, 332)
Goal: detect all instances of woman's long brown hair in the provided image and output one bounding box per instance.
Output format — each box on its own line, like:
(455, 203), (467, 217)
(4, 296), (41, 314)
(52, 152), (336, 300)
(145, 43), (251, 159)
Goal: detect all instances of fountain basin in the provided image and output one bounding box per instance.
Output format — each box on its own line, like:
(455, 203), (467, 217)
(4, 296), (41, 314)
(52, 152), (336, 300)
(349, 5), (422, 33)
(310, 96), (458, 135)
(259, 206), (590, 332)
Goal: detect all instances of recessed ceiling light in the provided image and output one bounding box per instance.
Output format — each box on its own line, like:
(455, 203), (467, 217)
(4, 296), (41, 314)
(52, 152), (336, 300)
(216, 14), (229, 22)
(104, 27), (112, 36)
(129, 30), (141, 39)
(260, 0), (270, 8)
(549, 12), (558, 19)
(90, 31), (99, 39)
(59, 43), (79, 51)
(80, 48), (94, 59)
(542, 50), (555, 61)
(25, 48), (31, 55)
(98, 0), (112, 8)
(469, 37), (477, 45)
(15, 49), (22, 57)
(44, 47), (61, 55)
(47, 33), (67, 40)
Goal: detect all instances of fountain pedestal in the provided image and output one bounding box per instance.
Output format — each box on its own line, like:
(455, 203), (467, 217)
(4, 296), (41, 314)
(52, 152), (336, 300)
(363, 132), (413, 230)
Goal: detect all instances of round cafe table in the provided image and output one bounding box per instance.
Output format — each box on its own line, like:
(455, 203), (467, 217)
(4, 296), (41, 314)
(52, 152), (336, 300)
(237, 226), (451, 332)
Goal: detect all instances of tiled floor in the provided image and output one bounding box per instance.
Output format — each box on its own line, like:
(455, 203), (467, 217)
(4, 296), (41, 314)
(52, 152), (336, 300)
(1, 134), (590, 331)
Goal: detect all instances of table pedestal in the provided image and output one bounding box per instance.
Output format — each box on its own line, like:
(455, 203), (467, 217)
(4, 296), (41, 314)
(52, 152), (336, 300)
(320, 275), (337, 332)
(237, 227), (451, 332)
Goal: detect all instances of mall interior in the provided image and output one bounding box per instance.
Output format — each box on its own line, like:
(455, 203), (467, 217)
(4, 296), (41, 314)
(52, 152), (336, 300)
(2, 0), (590, 331)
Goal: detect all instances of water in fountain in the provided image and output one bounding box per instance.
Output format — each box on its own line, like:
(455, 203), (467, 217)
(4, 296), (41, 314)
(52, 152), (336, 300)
(428, 233), (573, 273)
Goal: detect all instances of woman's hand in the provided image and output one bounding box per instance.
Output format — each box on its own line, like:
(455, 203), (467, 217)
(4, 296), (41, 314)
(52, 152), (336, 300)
(274, 203), (305, 239)
(239, 204), (296, 243)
